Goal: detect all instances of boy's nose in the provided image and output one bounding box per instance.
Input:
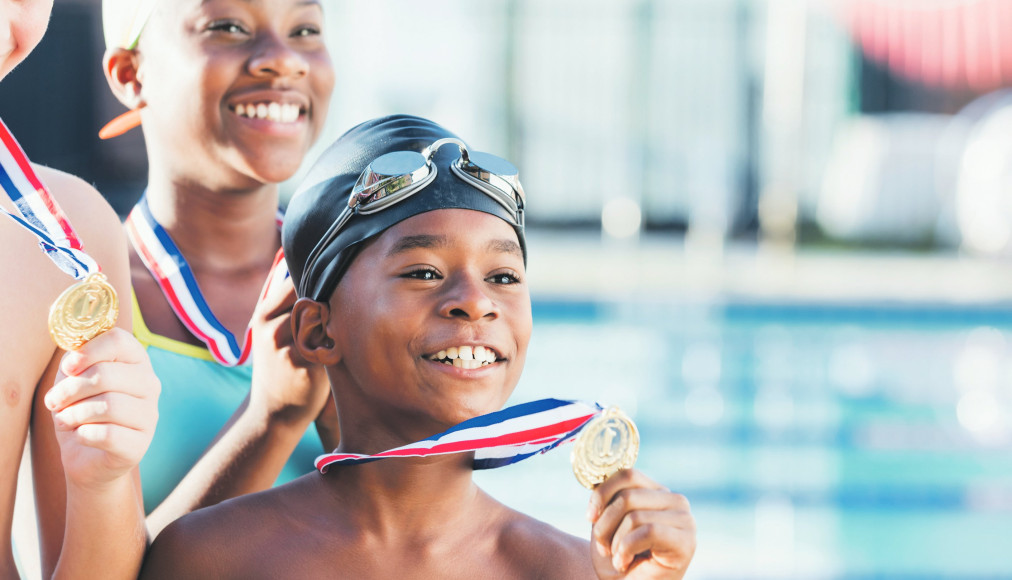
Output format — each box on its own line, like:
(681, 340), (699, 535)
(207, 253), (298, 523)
(438, 275), (498, 322)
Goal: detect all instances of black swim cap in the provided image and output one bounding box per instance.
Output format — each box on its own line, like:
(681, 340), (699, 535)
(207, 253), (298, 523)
(283, 115), (527, 302)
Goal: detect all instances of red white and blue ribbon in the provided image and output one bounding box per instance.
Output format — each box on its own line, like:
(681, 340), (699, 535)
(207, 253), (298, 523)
(315, 398), (604, 473)
(0, 118), (98, 279)
(125, 196), (285, 366)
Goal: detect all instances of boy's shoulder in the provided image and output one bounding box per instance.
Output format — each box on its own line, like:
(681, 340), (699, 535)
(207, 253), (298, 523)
(495, 503), (596, 579)
(140, 477), (321, 579)
(141, 478), (598, 579)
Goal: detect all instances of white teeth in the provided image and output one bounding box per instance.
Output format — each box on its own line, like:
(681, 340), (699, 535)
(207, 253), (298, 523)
(233, 102), (303, 123)
(429, 346), (498, 367)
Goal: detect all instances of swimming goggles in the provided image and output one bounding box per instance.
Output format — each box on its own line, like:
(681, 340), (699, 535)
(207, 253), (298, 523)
(300, 138), (525, 293)
(349, 137), (524, 223)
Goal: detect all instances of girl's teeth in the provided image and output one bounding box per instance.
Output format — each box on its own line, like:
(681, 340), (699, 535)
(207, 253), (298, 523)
(234, 102), (303, 123)
(458, 346), (473, 360)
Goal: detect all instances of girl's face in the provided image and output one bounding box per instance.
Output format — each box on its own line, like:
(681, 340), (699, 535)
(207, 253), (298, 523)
(325, 209), (533, 443)
(0, 0), (54, 81)
(135, 0), (334, 189)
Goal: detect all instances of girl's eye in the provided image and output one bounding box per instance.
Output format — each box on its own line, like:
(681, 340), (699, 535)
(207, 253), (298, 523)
(207, 21), (249, 35)
(404, 269), (440, 281)
(292, 26), (321, 38)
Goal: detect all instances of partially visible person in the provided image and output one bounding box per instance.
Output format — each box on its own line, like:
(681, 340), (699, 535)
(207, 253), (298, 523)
(84, 0), (337, 539)
(1, 1), (160, 578)
(140, 115), (696, 579)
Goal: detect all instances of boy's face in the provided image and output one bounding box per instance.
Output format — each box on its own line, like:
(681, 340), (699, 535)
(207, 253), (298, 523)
(326, 209), (532, 432)
(0, 0), (54, 81)
(134, 0), (334, 186)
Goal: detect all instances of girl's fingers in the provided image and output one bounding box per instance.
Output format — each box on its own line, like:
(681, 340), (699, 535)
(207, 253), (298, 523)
(46, 356), (159, 412)
(57, 327), (146, 376)
(70, 423), (153, 465)
(53, 391), (158, 433)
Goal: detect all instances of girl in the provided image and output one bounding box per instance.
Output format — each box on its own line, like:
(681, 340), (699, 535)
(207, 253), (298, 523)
(42, 0), (334, 543)
(1, 1), (159, 578)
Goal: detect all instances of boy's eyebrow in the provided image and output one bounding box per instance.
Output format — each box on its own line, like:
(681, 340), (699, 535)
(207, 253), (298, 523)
(226, 0), (322, 7)
(386, 235), (523, 259)
(487, 238), (524, 258)
(387, 235), (448, 256)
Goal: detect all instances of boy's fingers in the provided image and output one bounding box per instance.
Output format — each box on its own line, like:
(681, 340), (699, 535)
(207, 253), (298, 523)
(588, 469), (667, 523)
(592, 488), (689, 554)
(611, 523), (696, 575)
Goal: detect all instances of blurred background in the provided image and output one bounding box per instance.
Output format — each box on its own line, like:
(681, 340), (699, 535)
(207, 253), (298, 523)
(5, 0), (1012, 577)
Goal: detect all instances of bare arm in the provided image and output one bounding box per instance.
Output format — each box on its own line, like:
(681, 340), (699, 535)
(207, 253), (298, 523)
(145, 260), (333, 537)
(29, 166), (159, 580)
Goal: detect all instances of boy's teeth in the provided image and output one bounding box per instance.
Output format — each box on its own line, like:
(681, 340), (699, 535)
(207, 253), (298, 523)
(429, 346), (499, 367)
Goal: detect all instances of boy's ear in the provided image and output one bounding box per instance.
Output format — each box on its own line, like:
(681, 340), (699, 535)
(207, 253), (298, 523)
(102, 48), (145, 110)
(292, 298), (341, 366)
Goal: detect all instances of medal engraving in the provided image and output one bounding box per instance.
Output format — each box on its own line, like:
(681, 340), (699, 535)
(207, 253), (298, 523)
(48, 273), (118, 351)
(571, 407), (639, 489)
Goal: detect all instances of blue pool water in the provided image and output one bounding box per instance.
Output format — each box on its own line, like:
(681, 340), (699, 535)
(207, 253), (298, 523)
(475, 297), (1012, 579)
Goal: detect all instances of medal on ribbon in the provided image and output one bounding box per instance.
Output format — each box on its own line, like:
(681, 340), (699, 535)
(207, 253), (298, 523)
(571, 406), (640, 489)
(314, 398), (639, 488)
(126, 196), (285, 366)
(0, 119), (117, 350)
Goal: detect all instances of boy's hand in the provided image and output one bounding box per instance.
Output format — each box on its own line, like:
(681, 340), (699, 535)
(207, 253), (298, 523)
(45, 327), (160, 490)
(587, 469), (696, 579)
(249, 254), (331, 429)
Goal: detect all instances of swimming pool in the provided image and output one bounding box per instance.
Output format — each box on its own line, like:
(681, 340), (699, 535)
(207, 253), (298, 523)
(475, 297), (1012, 579)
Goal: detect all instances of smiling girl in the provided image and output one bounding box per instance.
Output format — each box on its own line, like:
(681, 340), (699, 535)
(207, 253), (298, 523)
(2, 1), (159, 578)
(32, 0), (335, 548)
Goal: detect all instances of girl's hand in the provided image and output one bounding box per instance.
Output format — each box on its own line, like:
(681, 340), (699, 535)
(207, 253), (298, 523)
(45, 327), (160, 490)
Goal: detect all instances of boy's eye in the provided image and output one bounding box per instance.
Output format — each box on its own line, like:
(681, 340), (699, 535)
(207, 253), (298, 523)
(404, 269), (440, 281)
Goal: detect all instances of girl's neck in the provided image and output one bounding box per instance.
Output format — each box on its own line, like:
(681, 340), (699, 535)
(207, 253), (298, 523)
(143, 179), (281, 272)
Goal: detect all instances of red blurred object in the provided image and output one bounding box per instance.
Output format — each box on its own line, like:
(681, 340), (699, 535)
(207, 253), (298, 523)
(840, 0), (1012, 91)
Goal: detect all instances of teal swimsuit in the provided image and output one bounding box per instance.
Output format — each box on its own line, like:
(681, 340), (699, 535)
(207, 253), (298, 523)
(132, 293), (322, 513)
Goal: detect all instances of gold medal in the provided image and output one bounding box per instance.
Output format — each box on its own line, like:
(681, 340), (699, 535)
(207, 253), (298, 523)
(571, 406), (639, 489)
(48, 272), (119, 351)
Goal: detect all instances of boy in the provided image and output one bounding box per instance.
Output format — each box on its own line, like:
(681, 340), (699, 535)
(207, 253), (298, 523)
(140, 115), (695, 579)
